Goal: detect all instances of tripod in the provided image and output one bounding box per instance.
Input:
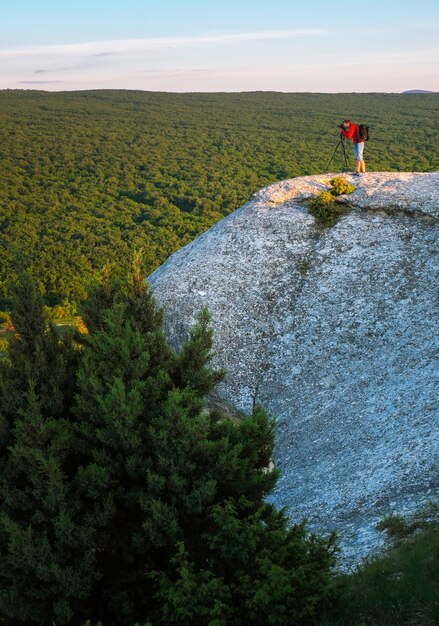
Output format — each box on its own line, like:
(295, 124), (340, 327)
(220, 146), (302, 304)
(326, 133), (350, 172)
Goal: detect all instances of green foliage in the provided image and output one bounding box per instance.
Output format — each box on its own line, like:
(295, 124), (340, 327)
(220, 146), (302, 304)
(328, 177), (356, 196)
(308, 177), (356, 228)
(307, 191), (350, 228)
(320, 503), (439, 626)
(0, 387), (99, 625)
(154, 511), (337, 626)
(171, 307), (225, 397)
(0, 268), (337, 625)
(376, 514), (413, 540)
(0, 270), (79, 426)
(377, 501), (439, 542)
(50, 298), (78, 320)
(321, 526), (439, 626)
(80, 265), (121, 334)
(0, 270), (95, 624)
(0, 91), (437, 307)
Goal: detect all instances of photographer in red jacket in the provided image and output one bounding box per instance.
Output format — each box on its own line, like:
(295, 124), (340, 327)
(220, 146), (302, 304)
(339, 119), (366, 176)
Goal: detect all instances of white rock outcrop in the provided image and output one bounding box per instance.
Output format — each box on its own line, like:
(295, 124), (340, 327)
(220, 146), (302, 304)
(148, 172), (439, 565)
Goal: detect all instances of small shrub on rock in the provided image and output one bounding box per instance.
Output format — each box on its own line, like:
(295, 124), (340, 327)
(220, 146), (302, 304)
(308, 191), (350, 228)
(308, 177), (355, 228)
(377, 501), (439, 543)
(329, 177), (356, 196)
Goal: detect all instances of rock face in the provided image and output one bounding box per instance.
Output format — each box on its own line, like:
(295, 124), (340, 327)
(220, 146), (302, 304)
(148, 172), (439, 565)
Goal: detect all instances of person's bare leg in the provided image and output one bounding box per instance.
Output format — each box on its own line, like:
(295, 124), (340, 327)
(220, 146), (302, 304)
(356, 160), (361, 173)
(361, 159), (366, 173)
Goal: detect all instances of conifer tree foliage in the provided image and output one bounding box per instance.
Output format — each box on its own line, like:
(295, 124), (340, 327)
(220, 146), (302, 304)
(0, 386), (98, 624)
(0, 269), (78, 479)
(0, 270), (95, 624)
(0, 265), (337, 625)
(0, 270), (78, 421)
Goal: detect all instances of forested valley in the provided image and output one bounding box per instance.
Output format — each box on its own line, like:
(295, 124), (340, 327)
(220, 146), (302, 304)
(0, 90), (437, 309)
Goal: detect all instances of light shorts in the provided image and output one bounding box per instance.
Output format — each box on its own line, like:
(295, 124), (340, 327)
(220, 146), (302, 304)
(355, 141), (365, 161)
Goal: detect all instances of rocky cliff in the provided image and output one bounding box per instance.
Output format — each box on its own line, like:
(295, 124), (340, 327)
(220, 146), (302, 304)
(148, 172), (439, 564)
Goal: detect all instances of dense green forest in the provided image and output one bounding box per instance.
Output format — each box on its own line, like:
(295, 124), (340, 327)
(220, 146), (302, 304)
(0, 90), (438, 307)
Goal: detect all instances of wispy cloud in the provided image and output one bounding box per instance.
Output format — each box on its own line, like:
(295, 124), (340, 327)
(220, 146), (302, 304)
(88, 52), (116, 58)
(19, 80), (65, 84)
(35, 64), (92, 74)
(0, 29), (326, 59)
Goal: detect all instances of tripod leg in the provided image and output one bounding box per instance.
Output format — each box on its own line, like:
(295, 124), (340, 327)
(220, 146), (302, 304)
(341, 139), (349, 172)
(326, 140), (342, 172)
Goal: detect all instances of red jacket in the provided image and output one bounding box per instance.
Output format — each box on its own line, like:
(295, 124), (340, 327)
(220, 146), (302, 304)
(341, 123), (362, 144)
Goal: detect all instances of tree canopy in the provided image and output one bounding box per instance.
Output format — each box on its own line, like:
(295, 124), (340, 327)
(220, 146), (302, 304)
(0, 90), (437, 308)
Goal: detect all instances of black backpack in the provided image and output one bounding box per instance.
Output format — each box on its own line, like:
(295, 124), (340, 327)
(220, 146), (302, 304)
(359, 124), (369, 141)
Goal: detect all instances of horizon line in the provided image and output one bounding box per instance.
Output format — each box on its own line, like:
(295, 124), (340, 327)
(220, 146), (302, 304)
(2, 87), (437, 94)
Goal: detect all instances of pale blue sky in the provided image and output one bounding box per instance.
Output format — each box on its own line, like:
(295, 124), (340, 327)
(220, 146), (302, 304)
(1, 0), (438, 91)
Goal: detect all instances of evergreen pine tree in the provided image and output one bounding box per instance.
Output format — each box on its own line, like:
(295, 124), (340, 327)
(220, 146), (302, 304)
(72, 264), (337, 624)
(171, 307), (224, 396)
(72, 292), (185, 621)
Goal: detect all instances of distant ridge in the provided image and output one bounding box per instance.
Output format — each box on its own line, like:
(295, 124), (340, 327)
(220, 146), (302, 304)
(401, 89), (436, 94)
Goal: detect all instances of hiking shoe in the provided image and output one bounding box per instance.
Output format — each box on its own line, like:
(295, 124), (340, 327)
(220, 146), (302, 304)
(353, 172), (360, 177)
